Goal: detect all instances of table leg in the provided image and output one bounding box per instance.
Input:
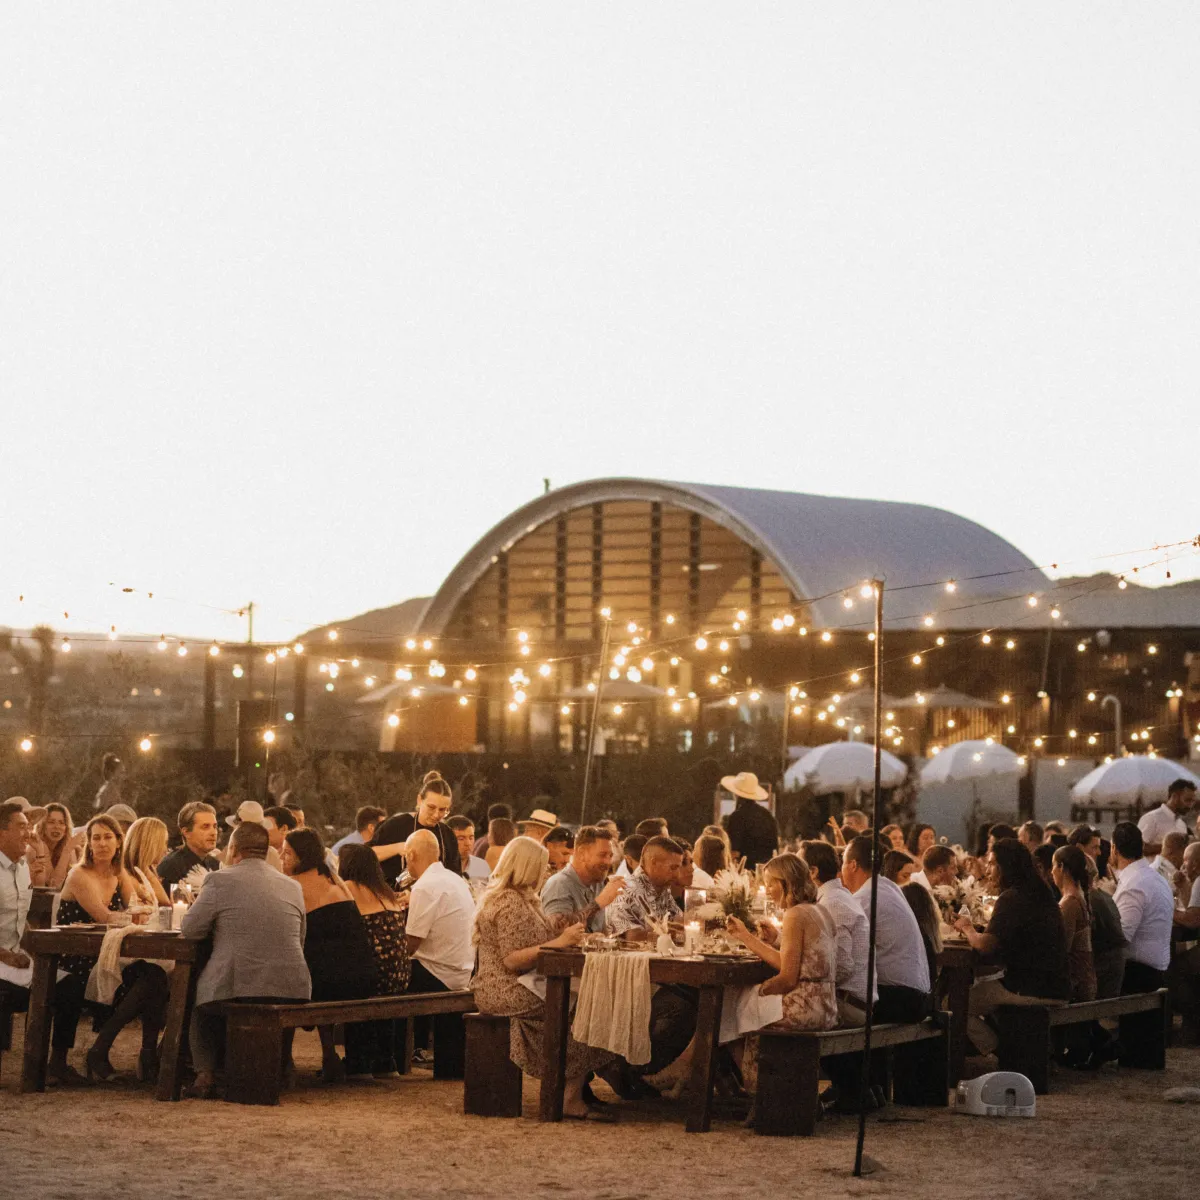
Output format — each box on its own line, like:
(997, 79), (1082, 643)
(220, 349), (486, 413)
(684, 984), (725, 1133)
(156, 959), (195, 1101)
(20, 953), (57, 1094)
(538, 975), (571, 1122)
(943, 964), (973, 1085)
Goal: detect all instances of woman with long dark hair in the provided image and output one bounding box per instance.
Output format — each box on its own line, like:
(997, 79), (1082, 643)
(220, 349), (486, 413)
(954, 838), (1070, 1055)
(1052, 845), (1096, 1003)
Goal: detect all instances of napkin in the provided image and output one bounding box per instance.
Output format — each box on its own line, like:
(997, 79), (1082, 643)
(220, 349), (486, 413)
(572, 951), (652, 1065)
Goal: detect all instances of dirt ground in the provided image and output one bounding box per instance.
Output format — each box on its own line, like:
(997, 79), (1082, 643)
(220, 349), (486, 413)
(1, 1026), (1197, 1200)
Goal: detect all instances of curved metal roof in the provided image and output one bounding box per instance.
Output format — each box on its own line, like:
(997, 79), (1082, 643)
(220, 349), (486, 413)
(416, 478), (1049, 635)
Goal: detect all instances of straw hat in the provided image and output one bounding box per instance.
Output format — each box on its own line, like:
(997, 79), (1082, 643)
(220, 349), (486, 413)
(5, 795), (48, 824)
(720, 771), (768, 802)
(226, 800), (267, 828)
(520, 807), (559, 832)
(104, 803), (139, 826)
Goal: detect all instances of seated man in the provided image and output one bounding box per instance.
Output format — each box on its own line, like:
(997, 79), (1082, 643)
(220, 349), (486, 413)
(605, 836), (683, 936)
(447, 815), (491, 881)
(1171, 842), (1200, 1039)
(541, 825), (624, 932)
(1111, 822), (1174, 994)
(157, 801), (221, 888)
(543, 826), (575, 875)
(404, 830), (476, 1069)
(1018, 821), (1045, 850)
(180, 821), (311, 1097)
(329, 805), (386, 864)
(1152, 831), (1188, 889)
(911, 844), (958, 892)
(803, 839), (872, 1026)
(262, 805), (298, 860)
(614, 833), (647, 878)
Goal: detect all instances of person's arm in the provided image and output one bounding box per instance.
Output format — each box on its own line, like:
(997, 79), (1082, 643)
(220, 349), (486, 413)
(26, 839), (47, 888)
(1114, 880), (1146, 944)
(62, 870), (127, 924)
(543, 876), (625, 932)
(1174, 905), (1200, 930)
(404, 886), (433, 956)
(180, 875), (220, 939)
(501, 922), (584, 973)
(954, 920), (999, 955)
(727, 915), (782, 970)
(832, 911), (854, 987)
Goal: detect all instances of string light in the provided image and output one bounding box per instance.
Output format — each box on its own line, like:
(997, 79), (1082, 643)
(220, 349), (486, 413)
(911, 654), (922, 665)
(108, 626), (118, 641)
(387, 713), (400, 727)
(664, 614), (675, 625)
(465, 668), (477, 681)
(177, 644), (187, 657)
(19, 738), (33, 752)
(538, 663), (552, 677)
(232, 665), (244, 678)
(671, 700), (682, 714)
(293, 643), (304, 654)
(981, 634), (992, 645)
(405, 639), (417, 651)
(1001, 693), (1011, 704)
(935, 636), (945, 646)
(923, 616), (934, 627)
(641, 657), (654, 672)
(263, 729), (276, 744)
(1050, 608), (1061, 620)
(139, 737), (152, 752)
(850, 672), (860, 684)
(727, 696), (737, 707)
(718, 640), (729, 653)
(1147, 644), (1158, 655)
(157, 636), (168, 652)
(458, 695), (469, 707)
(612, 703), (624, 715)
(695, 637), (708, 651)
(561, 705), (571, 716)
(517, 631), (529, 643)
(1005, 639), (1016, 650)
(1077, 641), (1087, 652)
(736, 610), (747, 622)
(61, 638), (71, 653)
(945, 581), (957, 593)
(843, 596), (854, 610)
(783, 614), (795, 627)
(328, 630), (339, 641)
(821, 631), (832, 643)
(209, 643), (220, 657)
(859, 585), (874, 599)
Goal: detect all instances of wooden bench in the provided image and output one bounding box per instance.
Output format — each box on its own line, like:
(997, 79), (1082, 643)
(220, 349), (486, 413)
(755, 1016), (949, 1137)
(1, 890), (57, 1082)
(463, 1013), (523, 1117)
(995, 988), (1169, 1094)
(222, 991), (477, 1104)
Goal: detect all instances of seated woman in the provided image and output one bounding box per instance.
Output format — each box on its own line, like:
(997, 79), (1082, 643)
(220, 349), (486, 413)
(1052, 846), (1096, 1003)
(693, 833), (729, 881)
(281, 828), (376, 1081)
(881, 824), (907, 852)
(907, 824), (937, 860)
(339, 843), (411, 1077)
(1084, 855), (1126, 999)
(484, 818), (518, 872)
(28, 802), (79, 889)
(954, 838), (1071, 1055)
(472, 836), (614, 1120)
(727, 853), (838, 1032)
(902, 881), (942, 990)
(883, 849), (916, 887)
(57, 814), (167, 1082)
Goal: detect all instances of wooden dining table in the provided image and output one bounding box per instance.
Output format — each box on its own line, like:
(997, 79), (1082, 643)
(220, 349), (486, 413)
(937, 939), (997, 1084)
(537, 949), (772, 1133)
(20, 926), (203, 1101)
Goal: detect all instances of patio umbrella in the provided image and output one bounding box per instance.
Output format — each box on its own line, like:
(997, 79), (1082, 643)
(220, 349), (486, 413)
(893, 685), (1000, 711)
(919, 739), (1023, 784)
(561, 679), (666, 701)
(785, 741), (908, 795)
(1070, 755), (1200, 808)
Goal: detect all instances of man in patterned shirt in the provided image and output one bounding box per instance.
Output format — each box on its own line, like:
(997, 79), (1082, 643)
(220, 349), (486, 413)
(605, 836), (684, 937)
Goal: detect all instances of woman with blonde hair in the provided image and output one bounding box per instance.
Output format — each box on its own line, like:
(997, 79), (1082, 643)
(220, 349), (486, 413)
(472, 836), (615, 1120)
(122, 817), (171, 907)
(57, 814), (170, 1082)
(28, 801), (79, 889)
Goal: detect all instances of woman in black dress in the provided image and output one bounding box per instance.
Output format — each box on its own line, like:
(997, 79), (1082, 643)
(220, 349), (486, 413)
(281, 828), (375, 1081)
(339, 843), (411, 1076)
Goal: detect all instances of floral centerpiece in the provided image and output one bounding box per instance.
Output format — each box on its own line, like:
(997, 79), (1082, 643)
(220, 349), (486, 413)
(692, 868), (757, 929)
(932, 876), (992, 928)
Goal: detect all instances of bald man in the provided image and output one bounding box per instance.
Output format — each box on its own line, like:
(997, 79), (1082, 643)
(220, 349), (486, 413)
(1152, 830), (1189, 889)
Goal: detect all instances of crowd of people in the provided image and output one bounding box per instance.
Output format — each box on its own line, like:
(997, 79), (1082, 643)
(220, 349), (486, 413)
(0, 765), (1196, 1115)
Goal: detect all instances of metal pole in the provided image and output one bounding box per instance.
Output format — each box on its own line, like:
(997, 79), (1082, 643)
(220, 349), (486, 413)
(579, 615), (613, 825)
(854, 579), (885, 1178)
(1101, 694), (1122, 757)
(780, 688), (790, 791)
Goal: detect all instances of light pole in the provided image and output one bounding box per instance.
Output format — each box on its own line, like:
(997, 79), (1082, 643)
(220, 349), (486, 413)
(1101, 694), (1122, 756)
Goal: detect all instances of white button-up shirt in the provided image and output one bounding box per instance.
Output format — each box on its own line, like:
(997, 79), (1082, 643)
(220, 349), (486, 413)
(817, 877), (875, 1002)
(851, 876), (931, 994)
(1113, 856), (1175, 972)
(1151, 855), (1178, 889)
(405, 861), (476, 991)
(0, 849), (32, 954)
(1137, 804), (1189, 849)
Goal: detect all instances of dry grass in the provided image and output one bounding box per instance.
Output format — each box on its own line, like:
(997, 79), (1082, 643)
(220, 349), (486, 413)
(1, 1024), (1196, 1200)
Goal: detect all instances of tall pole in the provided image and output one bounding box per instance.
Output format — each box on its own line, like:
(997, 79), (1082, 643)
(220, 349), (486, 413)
(854, 579), (885, 1178)
(579, 615), (613, 825)
(1101, 694), (1122, 757)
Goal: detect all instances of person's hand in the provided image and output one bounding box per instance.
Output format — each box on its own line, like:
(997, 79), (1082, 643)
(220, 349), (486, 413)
(550, 923), (585, 950)
(758, 976), (787, 997)
(726, 915), (751, 943)
(759, 920), (780, 947)
(953, 916), (974, 937)
(596, 876), (626, 908)
(0, 948), (30, 969)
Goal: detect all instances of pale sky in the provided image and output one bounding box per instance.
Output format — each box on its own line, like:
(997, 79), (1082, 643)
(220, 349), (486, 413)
(3, 5), (1197, 645)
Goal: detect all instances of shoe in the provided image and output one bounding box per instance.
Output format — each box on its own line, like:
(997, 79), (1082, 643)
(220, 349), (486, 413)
(597, 1064), (658, 1100)
(373, 1069), (401, 1080)
(320, 1055), (346, 1084)
(563, 1107), (619, 1123)
(346, 1072), (381, 1084)
(581, 1079), (608, 1107)
(46, 1060), (87, 1087)
(410, 1048), (435, 1067)
(136, 1048), (160, 1084)
(181, 1082), (222, 1100)
(85, 1048), (118, 1083)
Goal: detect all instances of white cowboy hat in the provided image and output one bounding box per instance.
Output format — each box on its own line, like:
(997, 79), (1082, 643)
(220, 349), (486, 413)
(520, 808), (559, 830)
(226, 800), (266, 828)
(104, 803), (139, 826)
(721, 772), (769, 802)
(6, 795), (48, 824)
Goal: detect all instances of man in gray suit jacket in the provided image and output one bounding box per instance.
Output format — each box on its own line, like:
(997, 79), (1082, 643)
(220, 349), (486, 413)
(181, 821), (310, 1097)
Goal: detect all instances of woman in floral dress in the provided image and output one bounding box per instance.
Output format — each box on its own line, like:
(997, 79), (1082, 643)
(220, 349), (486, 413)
(472, 836), (615, 1120)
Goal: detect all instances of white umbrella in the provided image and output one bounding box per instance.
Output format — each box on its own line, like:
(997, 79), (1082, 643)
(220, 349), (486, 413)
(1070, 755), (1200, 808)
(785, 741), (908, 795)
(920, 739), (1023, 784)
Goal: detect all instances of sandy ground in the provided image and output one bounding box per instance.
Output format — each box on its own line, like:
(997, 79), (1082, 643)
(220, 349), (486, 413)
(1, 1025), (1198, 1200)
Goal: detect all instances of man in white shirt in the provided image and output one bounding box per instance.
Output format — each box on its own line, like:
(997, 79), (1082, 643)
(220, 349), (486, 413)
(1137, 780), (1196, 857)
(910, 845), (958, 894)
(1170, 842), (1200, 1039)
(1111, 822), (1175, 988)
(447, 817), (491, 881)
(404, 830), (476, 1073)
(803, 840), (873, 1026)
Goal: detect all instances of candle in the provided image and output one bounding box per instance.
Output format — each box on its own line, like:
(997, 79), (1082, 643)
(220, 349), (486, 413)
(172, 901), (188, 930)
(684, 921), (701, 954)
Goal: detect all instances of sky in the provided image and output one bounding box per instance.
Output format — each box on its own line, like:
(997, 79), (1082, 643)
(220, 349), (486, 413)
(2, 4), (1197, 646)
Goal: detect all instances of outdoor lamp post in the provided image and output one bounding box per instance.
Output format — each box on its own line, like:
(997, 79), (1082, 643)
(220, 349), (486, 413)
(1101, 694), (1122, 757)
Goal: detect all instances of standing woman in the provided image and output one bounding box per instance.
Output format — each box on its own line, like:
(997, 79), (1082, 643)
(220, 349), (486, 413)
(338, 843), (411, 1077)
(371, 771), (461, 885)
(282, 828), (375, 1081)
(93, 752), (125, 813)
(28, 802), (79, 889)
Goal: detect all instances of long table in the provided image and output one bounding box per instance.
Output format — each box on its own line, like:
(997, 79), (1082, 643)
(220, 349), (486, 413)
(537, 949), (772, 1133)
(20, 926), (202, 1101)
(937, 940), (990, 1084)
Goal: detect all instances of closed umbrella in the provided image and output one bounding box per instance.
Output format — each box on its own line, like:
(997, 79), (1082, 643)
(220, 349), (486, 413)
(1071, 755), (1200, 808)
(785, 741), (908, 795)
(920, 739), (1023, 784)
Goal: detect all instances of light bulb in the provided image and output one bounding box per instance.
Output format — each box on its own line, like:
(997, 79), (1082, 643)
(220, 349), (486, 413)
(139, 737), (152, 752)
(783, 614), (795, 627)
(665, 613), (675, 625)
(981, 634), (992, 645)
(405, 639), (417, 651)
(843, 597), (854, 609)
(641, 658), (654, 672)
(157, 637), (167, 652)
(850, 672), (860, 684)
(232, 665), (244, 678)
(749, 691), (760, 702)
(19, 737), (33, 752)
(1050, 608), (1061, 620)
(561, 705), (571, 716)
(1077, 642), (1087, 652)
(328, 630), (338, 641)
(671, 701), (682, 714)
(263, 729), (276, 744)
(177, 644), (188, 657)
(912, 654), (922, 665)
(1027, 596), (1038, 607)
(923, 616), (934, 627)
(612, 704), (623, 715)
(1087, 692), (1096, 701)
(387, 713), (400, 727)
(293, 643), (304, 654)
(860, 584), (874, 600)
(539, 663), (552, 677)
(728, 696), (737, 707)
(1006, 640), (1016, 650)
(945, 581), (957, 593)
(517, 631), (529, 643)
(422, 639), (433, 651)
(209, 643), (220, 657)
(695, 637), (708, 651)
(1001, 693), (1011, 704)
(465, 668), (477, 681)
(736, 610), (747, 622)
(821, 631), (832, 643)
(458, 695), (469, 707)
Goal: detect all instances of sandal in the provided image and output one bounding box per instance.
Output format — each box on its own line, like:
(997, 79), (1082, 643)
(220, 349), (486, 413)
(86, 1048), (118, 1083)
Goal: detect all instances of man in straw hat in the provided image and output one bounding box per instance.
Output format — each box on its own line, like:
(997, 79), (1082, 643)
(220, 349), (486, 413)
(721, 771), (779, 870)
(518, 802), (559, 845)
(220, 800), (283, 872)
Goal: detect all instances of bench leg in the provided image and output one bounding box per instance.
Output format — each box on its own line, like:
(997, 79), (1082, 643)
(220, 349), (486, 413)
(433, 1012), (466, 1080)
(995, 1008), (1051, 1095)
(464, 1017), (522, 1117)
(755, 1034), (821, 1137)
(893, 1034), (949, 1107)
(226, 1014), (284, 1105)
(1119, 995), (1169, 1071)
(395, 1018), (414, 1074)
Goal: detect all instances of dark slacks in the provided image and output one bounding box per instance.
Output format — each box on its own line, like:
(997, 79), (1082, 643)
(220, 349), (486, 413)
(824, 984), (931, 1103)
(406, 961), (464, 1078)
